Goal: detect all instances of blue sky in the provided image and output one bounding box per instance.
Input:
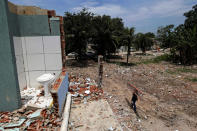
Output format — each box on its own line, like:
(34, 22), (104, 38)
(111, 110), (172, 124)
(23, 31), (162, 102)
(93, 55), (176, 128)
(9, 0), (197, 33)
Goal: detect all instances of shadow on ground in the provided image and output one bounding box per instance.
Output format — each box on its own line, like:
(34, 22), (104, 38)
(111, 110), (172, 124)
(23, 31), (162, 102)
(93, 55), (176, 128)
(66, 59), (96, 68)
(125, 98), (140, 118)
(107, 61), (136, 67)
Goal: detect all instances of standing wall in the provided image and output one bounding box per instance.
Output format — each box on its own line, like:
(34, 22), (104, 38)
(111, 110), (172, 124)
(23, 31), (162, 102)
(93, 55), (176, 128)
(0, 0), (21, 111)
(0, 0), (63, 111)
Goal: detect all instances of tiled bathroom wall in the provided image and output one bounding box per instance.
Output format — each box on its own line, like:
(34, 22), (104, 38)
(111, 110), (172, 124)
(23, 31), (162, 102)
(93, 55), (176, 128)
(13, 36), (62, 89)
(13, 37), (26, 90)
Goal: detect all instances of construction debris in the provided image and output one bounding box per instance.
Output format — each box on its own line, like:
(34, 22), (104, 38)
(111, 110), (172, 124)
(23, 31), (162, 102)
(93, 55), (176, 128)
(0, 73), (68, 130)
(66, 58), (197, 131)
(21, 87), (53, 108)
(0, 107), (61, 130)
(69, 75), (103, 104)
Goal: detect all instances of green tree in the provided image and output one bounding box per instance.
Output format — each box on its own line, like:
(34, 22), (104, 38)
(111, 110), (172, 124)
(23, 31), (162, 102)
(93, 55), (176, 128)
(134, 33), (154, 54)
(184, 4), (197, 29)
(170, 4), (197, 65)
(91, 15), (125, 57)
(64, 9), (93, 59)
(157, 24), (175, 48)
(121, 27), (135, 64)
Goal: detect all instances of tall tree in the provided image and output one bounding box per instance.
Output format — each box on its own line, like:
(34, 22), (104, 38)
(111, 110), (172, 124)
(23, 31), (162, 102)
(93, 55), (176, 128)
(157, 24), (175, 48)
(125, 27), (135, 64)
(64, 9), (93, 59)
(91, 15), (125, 57)
(134, 33), (154, 54)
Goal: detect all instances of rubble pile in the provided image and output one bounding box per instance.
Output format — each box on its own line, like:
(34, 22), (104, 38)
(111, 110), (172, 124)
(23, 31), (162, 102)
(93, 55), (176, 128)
(0, 107), (61, 130)
(21, 87), (53, 108)
(0, 72), (70, 130)
(69, 75), (103, 104)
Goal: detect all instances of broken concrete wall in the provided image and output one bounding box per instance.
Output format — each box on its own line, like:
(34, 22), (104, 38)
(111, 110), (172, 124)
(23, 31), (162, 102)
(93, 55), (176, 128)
(0, 0), (22, 111)
(7, 1), (62, 88)
(0, 0), (63, 111)
(8, 1), (48, 15)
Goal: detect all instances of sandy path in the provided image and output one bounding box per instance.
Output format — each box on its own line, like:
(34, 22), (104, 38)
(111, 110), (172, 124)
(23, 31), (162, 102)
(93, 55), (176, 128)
(68, 99), (123, 131)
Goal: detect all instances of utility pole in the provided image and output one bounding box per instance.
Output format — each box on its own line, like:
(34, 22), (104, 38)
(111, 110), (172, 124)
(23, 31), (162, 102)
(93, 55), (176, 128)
(98, 55), (103, 88)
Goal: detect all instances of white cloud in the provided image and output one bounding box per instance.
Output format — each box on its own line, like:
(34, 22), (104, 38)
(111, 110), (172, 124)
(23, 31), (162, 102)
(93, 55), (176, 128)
(72, 2), (127, 17)
(73, 0), (193, 25)
(125, 0), (192, 23)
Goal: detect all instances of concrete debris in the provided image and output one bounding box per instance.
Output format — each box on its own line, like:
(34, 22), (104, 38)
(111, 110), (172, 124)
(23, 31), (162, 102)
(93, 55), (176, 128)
(27, 109), (42, 119)
(4, 118), (26, 128)
(108, 126), (115, 131)
(69, 75), (103, 104)
(21, 87), (53, 108)
(0, 107), (61, 130)
(85, 90), (90, 94)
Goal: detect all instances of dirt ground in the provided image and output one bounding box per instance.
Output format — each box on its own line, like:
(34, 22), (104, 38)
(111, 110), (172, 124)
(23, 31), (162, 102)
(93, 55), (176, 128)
(69, 99), (122, 131)
(66, 54), (197, 131)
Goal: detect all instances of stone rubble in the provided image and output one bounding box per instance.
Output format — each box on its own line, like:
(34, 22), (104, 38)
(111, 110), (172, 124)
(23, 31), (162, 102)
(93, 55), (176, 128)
(21, 87), (53, 108)
(0, 86), (60, 130)
(69, 75), (103, 104)
(0, 106), (61, 130)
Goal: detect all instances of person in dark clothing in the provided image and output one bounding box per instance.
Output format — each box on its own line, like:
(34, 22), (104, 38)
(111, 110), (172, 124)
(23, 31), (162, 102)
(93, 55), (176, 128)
(131, 89), (138, 113)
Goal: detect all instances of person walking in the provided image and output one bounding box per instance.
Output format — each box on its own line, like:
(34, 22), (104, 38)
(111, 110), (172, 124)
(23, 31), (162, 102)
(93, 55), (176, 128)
(131, 89), (138, 113)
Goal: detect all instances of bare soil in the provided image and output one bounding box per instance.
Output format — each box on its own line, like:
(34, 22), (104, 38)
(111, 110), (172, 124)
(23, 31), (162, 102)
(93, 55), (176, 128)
(69, 99), (123, 131)
(66, 54), (197, 131)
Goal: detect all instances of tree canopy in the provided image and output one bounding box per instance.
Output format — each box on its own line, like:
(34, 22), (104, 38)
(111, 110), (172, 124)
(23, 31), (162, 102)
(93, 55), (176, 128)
(64, 9), (126, 59)
(156, 4), (197, 65)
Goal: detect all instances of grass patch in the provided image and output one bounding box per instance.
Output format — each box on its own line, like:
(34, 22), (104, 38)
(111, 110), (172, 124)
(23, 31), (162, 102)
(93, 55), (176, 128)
(166, 69), (178, 75)
(137, 54), (171, 64)
(176, 68), (197, 73)
(185, 77), (197, 82)
(166, 68), (197, 75)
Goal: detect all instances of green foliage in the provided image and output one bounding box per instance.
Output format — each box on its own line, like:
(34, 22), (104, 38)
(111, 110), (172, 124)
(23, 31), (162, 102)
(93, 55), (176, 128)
(184, 4), (197, 29)
(91, 15), (125, 56)
(120, 27), (135, 64)
(64, 9), (93, 58)
(134, 33), (154, 53)
(156, 24), (175, 48)
(137, 54), (171, 64)
(166, 68), (197, 75)
(176, 68), (197, 73)
(64, 9), (125, 59)
(156, 4), (197, 65)
(185, 78), (197, 82)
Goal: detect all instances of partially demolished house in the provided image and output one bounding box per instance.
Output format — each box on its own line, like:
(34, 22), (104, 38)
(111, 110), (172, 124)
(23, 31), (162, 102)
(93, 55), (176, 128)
(0, 0), (66, 111)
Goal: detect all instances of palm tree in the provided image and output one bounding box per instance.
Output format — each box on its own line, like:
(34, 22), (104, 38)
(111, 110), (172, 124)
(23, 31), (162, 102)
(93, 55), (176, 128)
(134, 33), (154, 54)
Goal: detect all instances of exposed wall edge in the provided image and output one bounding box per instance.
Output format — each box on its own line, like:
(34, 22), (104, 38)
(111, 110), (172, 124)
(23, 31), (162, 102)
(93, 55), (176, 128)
(8, 1), (48, 15)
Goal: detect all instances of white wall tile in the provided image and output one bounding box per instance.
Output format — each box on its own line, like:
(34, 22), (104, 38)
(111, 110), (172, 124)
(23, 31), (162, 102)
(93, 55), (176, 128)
(25, 72), (30, 88)
(25, 37), (43, 54)
(13, 37), (23, 56)
(18, 72), (27, 90)
(15, 55), (25, 74)
(29, 71), (45, 88)
(21, 37), (27, 55)
(45, 70), (61, 78)
(27, 54), (45, 71)
(23, 54), (28, 72)
(43, 36), (61, 53)
(45, 53), (62, 70)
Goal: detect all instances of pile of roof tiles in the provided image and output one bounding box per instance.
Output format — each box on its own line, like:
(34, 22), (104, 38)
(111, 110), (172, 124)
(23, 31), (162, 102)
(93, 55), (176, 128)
(69, 75), (103, 104)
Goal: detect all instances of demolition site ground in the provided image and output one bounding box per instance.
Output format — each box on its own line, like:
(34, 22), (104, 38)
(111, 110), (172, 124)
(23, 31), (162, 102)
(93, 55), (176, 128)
(66, 53), (197, 131)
